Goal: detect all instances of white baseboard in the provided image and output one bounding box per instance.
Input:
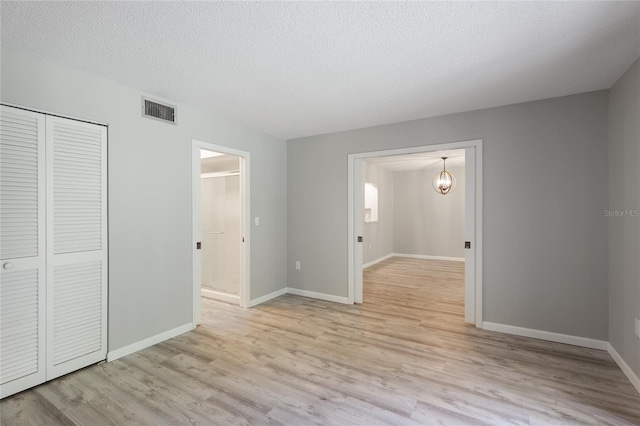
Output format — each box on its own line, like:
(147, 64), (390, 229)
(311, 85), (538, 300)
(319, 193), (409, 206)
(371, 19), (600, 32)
(202, 288), (239, 305)
(482, 322), (608, 350)
(248, 287), (350, 307)
(106, 322), (194, 362)
(607, 343), (640, 394)
(393, 253), (465, 262)
(287, 287), (350, 304)
(248, 287), (288, 307)
(363, 253), (394, 269)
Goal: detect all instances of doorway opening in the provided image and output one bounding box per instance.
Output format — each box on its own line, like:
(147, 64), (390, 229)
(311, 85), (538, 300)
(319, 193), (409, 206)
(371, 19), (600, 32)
(192, 140), (250, 325)
(348, 140), (482, 326)
(200, 150), (241, 305)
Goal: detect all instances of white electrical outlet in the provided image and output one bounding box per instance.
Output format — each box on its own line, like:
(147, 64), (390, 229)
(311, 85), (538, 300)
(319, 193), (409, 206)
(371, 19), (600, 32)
(254, 217), (260, 226)
(295, 261), (301, 270)
(635, 318), (640, 339)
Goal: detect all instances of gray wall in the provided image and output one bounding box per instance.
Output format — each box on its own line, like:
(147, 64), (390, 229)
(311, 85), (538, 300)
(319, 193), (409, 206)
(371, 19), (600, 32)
(609, 57), (640, 378)
(394, 165), (465, 259)
(288, 90), (609, 340)
(1, 47), (288, 352)
(362, 162), (394, 264)
(362, 162), (465, 262)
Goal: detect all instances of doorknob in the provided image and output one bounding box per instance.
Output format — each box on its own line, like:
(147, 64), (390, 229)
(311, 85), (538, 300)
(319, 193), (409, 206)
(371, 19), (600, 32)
(3, 262), (14, 270)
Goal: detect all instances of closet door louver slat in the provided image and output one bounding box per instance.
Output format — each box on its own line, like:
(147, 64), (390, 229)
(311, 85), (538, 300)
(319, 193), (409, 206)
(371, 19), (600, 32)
(52, 262), (102, 365)
(0, 270), (40, 384)
(52, 121), (103, 255)
(0, 111), (40, 259)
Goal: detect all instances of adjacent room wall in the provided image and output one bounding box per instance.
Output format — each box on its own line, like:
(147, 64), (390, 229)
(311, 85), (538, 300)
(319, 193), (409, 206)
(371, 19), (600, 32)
(362, 162), (394, 265)
(288, 90), (609, 340)
(1, 47), (288, 352)
(608, 57), (640, 379)
(393, 165), (465, 259)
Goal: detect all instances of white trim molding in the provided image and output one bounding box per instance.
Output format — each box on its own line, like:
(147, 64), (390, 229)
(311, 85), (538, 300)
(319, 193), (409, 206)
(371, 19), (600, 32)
(393, 253), (465, 262)
(248, 287), (351, 307)
(106, 323), (194, 362)
(202, 288), (240, 305)
(286, 288), (350, 305)
(363, 253), (465, 269)
(482, 322), (608, 350)
(363, 254), (394, 269)
(249, 287), (288, 307)
(201, 171), (240, 179)
(607, 343), (640, 394)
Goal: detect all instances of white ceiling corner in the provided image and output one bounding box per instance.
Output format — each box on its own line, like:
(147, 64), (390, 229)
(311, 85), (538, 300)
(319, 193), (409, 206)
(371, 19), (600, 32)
(1, 1), (639, 140)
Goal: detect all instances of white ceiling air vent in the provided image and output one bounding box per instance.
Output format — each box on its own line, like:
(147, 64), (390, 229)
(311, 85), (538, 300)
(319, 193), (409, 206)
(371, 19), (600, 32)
(141, 96), (176, 124)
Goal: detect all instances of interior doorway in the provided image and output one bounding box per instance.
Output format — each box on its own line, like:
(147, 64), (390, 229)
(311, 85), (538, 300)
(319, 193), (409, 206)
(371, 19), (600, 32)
(192, 140), (250, 325)
(348, 140), (483, 326)
(200, 150), (241, 304)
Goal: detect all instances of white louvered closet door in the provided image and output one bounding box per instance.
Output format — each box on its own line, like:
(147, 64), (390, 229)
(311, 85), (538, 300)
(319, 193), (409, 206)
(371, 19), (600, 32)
(0, 106), (47, 399)
(46, 116), (107, 380)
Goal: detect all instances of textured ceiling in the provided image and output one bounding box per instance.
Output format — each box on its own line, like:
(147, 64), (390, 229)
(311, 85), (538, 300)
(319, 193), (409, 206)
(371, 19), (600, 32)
(365, 149), (465, 172)
(2, 1), (639, 140)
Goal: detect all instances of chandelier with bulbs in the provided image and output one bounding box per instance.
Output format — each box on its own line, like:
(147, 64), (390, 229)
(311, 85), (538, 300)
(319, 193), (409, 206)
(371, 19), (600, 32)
(432, 157), (456, 195)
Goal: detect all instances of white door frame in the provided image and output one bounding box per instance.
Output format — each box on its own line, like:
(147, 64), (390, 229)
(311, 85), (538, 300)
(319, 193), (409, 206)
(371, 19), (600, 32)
(347, 139), (483, 326)
(192, 140), (250, 324)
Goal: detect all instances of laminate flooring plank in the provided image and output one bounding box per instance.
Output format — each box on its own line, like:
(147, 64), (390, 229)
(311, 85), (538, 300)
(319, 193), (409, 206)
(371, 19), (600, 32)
(111, 356), (251, 426)
(0, 391), (76, 426)
(121, 352), (216, 401)
(267, 395), (421, 426)
(395, 365), (580, 425)
(161, 352), (295, 415)
(82, 361), (214, 426)
(60, 388), (147, 426)
(32, 369), (102, 411)
(264, 356), (417, 418)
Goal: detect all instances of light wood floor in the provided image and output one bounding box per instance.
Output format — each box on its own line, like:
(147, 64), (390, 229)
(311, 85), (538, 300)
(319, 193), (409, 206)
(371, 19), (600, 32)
(2, 257), (639, 425)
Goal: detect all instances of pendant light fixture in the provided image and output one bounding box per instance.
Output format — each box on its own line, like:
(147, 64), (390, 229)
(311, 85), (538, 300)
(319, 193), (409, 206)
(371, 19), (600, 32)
(432, 157), (456, 195)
